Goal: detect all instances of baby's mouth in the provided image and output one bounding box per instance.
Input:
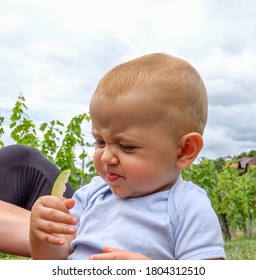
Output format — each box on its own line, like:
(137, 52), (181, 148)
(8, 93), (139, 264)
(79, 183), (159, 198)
(106, 172), (121, 182)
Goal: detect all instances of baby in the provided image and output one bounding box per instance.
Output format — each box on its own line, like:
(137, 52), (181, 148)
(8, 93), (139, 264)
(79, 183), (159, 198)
(29, 53), (225, 260)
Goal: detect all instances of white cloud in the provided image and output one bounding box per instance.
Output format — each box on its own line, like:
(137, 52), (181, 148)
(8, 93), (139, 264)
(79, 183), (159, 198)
(0, 0), (255, 159)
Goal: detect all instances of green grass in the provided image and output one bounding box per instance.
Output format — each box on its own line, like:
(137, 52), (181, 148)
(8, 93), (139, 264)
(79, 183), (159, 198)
(224, 236), (256, 260)
(1, 236), (256, 260)
(0, 253), (30, 260)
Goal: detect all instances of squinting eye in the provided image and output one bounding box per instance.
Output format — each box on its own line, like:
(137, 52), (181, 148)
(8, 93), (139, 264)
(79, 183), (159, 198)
(94, 140), (105, 148)
(120, 145), (135, 152)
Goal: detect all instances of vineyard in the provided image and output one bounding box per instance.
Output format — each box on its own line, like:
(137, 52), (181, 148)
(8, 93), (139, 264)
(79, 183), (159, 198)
(182, 157), (256, 241)
(1, 94), (256, 257)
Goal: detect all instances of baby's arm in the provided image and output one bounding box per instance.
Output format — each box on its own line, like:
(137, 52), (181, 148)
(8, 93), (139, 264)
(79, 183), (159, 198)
(29, 196), (78, 259)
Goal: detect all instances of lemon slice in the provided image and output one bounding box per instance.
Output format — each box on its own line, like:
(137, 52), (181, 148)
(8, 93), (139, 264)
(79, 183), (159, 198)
(51, 169), (71, 198)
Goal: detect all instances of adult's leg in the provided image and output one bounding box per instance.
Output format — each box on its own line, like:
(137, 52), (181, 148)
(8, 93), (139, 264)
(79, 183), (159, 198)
(0, 144), (75, 210)
(0, 200), (30, 256)
(0, 145), (76, 256)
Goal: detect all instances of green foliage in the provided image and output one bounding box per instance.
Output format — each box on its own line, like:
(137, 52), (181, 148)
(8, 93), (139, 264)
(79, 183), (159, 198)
(39, 120), (64, 161)
(0, 114), (4, 148)
(9, 94), (39, 147)
(2, 93), (96, 190)
(182, 158), (218, 205)
(182, 157), (256, 240)
(55, 113), (91, 189)
(241, 165), (256, 238)
(235, 149), (256, 159)
(213, 157), (227, 172)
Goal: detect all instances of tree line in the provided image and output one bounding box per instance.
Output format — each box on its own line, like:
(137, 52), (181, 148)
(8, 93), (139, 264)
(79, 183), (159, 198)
(1, 94), (255, 240)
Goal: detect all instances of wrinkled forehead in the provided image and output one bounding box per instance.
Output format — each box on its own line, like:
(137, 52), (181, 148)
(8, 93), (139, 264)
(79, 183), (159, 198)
(89, 90), (182, 140)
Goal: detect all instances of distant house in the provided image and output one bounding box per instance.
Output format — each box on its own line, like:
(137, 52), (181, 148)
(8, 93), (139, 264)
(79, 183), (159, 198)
(236, 157), (256, 174)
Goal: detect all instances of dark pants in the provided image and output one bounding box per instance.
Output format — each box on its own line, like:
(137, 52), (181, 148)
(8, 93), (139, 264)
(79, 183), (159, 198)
(0, 144), (75, 210)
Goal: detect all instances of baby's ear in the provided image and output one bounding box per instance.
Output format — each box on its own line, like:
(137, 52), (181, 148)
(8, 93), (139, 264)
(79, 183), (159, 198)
(176, 132), (203, 169)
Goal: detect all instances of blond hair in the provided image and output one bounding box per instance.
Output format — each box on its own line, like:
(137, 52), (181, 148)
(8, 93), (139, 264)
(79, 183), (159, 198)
(93, 53), (208, 135)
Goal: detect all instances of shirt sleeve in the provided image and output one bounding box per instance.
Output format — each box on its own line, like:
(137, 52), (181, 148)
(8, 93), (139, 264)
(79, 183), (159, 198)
(169, 180), (226, 260)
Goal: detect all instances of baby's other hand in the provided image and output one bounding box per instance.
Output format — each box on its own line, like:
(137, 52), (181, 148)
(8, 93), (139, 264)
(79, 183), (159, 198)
(90, 246), (150, 260)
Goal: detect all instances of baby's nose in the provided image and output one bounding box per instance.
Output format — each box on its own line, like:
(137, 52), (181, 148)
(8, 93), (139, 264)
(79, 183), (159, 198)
(101, 146), (119, 165)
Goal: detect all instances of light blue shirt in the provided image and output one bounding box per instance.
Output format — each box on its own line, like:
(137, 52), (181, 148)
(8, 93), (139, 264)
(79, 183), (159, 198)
(68, 176), (225, 260)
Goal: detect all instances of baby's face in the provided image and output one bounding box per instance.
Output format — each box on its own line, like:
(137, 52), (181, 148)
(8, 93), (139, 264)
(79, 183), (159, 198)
(89, 92), (181, 198)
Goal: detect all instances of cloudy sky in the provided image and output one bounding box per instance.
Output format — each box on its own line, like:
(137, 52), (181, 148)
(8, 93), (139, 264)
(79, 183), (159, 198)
(0, 0), (255, 160)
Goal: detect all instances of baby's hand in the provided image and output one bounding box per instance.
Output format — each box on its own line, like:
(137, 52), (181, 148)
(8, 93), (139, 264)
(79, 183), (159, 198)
(30, 196), (77, 246)
(90, 246), (150, 260)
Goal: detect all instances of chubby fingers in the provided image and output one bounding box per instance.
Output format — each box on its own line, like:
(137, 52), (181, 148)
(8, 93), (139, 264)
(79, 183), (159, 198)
(33, 196), (77, 224)
(30, 196), (77, 245)
(63, 197), (76, 210)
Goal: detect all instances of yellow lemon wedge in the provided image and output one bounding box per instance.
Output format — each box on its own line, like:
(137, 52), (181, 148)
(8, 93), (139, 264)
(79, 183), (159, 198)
(51, 169), (71, 198)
